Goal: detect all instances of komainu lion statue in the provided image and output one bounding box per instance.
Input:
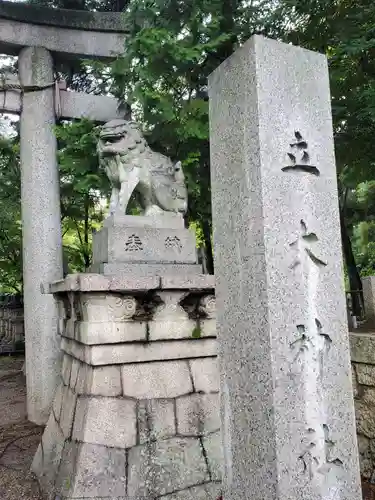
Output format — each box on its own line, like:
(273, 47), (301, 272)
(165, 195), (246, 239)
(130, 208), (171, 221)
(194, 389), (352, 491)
(97, 119), (188, 217)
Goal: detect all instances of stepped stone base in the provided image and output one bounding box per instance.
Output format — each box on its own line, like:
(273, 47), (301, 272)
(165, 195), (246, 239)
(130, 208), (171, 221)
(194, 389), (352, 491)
(32, 273), (222, 499)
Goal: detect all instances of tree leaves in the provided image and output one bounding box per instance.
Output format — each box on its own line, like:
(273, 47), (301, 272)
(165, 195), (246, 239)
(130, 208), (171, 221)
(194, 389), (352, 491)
(0, 118), (108, 289)
(56, 119), (108, 271)
(107, 0), (283, 273)
(0, 135), (22, 292)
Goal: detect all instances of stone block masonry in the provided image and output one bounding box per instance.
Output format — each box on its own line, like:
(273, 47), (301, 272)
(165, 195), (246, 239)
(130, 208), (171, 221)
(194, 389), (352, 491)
(351, 332), (375, 480)
(32, 274), (222, 499)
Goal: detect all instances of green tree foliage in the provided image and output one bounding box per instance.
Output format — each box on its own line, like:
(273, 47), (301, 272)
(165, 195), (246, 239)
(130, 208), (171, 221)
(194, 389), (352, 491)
(106, 0), (375, 287)
(3, 0), (375, 293)
(348, 182), (375, 275)
(275, 0), (375, 306)
(29, 0), (130, 12)
(56, 119), (109, 271)
(0, 136), (22, 292)
(277, 0), (375, 186)
(0, 119), (107, 290)
(106, 0), (283, 273)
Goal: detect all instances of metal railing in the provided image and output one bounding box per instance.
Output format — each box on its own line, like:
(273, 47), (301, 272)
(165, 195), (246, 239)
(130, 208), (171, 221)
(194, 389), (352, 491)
(0, 293), (23, 308)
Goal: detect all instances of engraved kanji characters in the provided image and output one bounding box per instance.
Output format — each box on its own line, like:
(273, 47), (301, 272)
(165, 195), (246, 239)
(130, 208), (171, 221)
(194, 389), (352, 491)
(282, 131), (320, 176)
(315, 318), (332, 349)
(290, 220), (327, 270)
(282, 129), (345, 489)
(165, 236), (182, 252)
(299, 425), (343, 480)
(299, 437), (319, 479)
(290, 324), (312, 361)
(290, 319), (331, 362)
(125, 234), (143, 251)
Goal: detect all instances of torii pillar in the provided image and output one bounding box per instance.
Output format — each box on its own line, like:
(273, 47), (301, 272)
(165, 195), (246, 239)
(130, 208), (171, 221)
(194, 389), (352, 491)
(0, 0), (129, 424)
(19, 46), (62, 425)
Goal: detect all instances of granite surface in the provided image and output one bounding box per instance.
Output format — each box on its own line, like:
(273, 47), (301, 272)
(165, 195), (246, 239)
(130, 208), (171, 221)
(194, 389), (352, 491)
(32, 283), (222, 499)
(209, 34), (361, 499)
(0, 0), (128, 32)
(19, 47), (63, 425)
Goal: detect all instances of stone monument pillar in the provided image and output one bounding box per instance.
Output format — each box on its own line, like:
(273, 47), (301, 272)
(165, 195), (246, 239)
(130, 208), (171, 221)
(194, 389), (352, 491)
(208, 35), (361, 499)
(32, 119), (223, 499)
(19, 46), (63, 425)
(362, 276), (375, 325)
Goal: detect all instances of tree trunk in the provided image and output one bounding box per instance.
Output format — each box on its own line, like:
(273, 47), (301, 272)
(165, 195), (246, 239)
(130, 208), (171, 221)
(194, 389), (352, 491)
(83, 197), (90, 269)
(202, 219), (214, 275)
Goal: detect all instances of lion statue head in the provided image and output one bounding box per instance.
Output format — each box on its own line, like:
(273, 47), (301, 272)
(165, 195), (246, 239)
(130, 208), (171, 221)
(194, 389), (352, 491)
(97, 119), (188, 216)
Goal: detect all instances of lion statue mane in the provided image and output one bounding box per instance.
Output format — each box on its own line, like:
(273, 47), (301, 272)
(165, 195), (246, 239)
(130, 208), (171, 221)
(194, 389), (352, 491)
(97, 119), (188, 217)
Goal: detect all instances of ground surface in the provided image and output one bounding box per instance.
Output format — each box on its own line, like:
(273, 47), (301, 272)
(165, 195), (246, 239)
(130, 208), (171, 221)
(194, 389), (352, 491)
(0, 356), (43, 499)
(0, 355), (374, 499)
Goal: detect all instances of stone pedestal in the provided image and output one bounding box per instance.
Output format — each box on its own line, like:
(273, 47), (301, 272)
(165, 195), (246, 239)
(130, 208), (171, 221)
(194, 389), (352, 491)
(32, 273), (222, 499)
(208, 35), (361, 499)
(362, 276), (375, 325)
(19, 46), (63, 425)
(90, 214), (200, 276)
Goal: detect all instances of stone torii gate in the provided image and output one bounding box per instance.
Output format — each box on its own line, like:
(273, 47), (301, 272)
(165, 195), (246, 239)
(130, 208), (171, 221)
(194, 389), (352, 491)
(0, 1), (128, 425)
